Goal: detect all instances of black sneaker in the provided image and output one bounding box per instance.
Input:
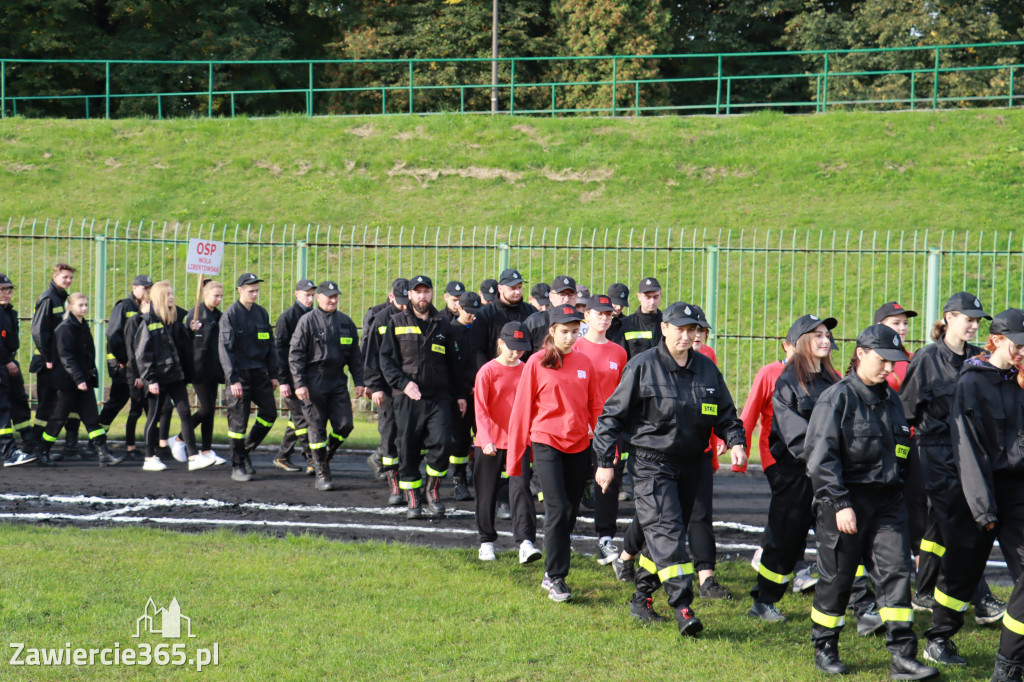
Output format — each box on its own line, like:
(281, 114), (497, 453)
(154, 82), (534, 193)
(698, 576), (732, 600)
(597, 541), (619, 566)
(912, 593), (936, 612)
(274, 456), (302, 472)
(857, 609), (884, 636)
(452, 476), (473, 502)
(674, 607), (703, 637)
(923, 637), (967, 666)
(991, 653), (1024, 682)
(36, 452), (55, 467)
(889, 653), (939, 680)
(613, 557), (635, 583)
(496, 501), (512, 520)
(629, 595), (665, 624)
(976, 593), (1008, 625)
(748, 600), (786, 623)
(814, 642), (848, 675)
(548, 578), (571, 603)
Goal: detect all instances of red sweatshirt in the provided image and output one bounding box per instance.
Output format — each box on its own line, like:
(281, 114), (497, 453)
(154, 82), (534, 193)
(886, 352), (911, 391)
(574, 336), (627, 406)
(506, 349), (601, 476)
(740, 360), (786, 470)
(473, 359), (525, 450)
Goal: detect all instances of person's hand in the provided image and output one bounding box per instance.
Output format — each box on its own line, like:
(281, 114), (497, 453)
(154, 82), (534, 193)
(46, 361), (53, 370)
(5, 361), (18, 376)
(730, 444), (748, 470)
(483, 443), (497, 456)
(355, 386), (366, 399)
(595, 466), (615, 493)
(371, 390), (385, 408)
(984, 521), (997, 532)
(271, 379), (279, 390)
(457, 399), (467, 416)
(148, 382), (160, 395)
(403, 382), (422, 400)
(279, 383), (292, 398)
(77, 382), (88, 392)
(190, 319), (202, 331)
(836, 507), (857, 534)
(134, 378), (144, 389)
(295, 386), (310, 402)
(230, 382), (243, 398)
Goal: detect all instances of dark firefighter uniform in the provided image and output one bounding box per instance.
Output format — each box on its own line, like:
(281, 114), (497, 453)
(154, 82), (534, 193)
(379, 276), (463, 518)
(289, 282), (363, 491)
(98, 276), (151, 432)
(275, 281), (316, 471)
(469, 268), (536, 370)
(605, 283), (630, 348)
(30, 278), (80, 458)
(0, 275), (34, 448)
(619, 278), (663, 359)
(218, 274), (278, 476)
(804, 325), (931, 677)
(449, 291), (482, 499)
(523, 276), (576, 357)
(593, 302), (745, 637)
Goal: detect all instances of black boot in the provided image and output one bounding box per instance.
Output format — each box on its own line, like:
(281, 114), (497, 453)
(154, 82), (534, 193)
(242, 449), (256, 476)
(406, 488), (422, 520)
(385, 470), (404, 506)
(93, 439), (124, 467)
(313, 453), (333, 492)
(367, 450), (385, 480)
(423, 475), (446, 518)
(814, 641), (848, 675)
(452, 467), (473, 502)
(63, 422), (88, 460)
(992, 654), (1024, 682)
(36, 441), (55, 467)
(889, 653), (938, 680)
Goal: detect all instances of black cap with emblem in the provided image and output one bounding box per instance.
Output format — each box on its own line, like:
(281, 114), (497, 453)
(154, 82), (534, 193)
(498, 268), (525, 286)
(236, 273), (263, 287)
(391, 278), (410, 305)
(409, 275), (433, 290)
(444, 281), (466, 296)
(785, 314), (838, 345)
(316, 281), (340, 296)
(480, 278), (498, 302)
(638, 277), (661, 293)
(663, 302), (700, 327)
(943, 291), (991, 320)
(856, 324), (910, 362)
(607, 283), (630, 307)
(990, 308), (1024, 344)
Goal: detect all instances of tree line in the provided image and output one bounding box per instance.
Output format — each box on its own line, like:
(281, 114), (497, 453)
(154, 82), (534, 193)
(3, 0), (1023, 117)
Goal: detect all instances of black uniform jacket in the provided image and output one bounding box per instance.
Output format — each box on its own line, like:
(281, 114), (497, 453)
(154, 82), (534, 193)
(379, 305), (462, 400)
(135, 310), (193, 386)
(523, 309), (551, 360)
(619, 309), (663, 359)
(951, 357), (1024, 530)
(593, 342), (745, 468)
(184, 304), (224, 383)
(363, 303), (402, 395)
(606, 315), (625, 348)
(0, 303), (20, 366)
(470, 298), (536, 370)
(360, 300), (389, 360)
(806, 372), (912, 511)
(53, 315), (98, 390)
(450, 318), (476, 396)
(289, 307), (363, 390)
(768, 367), (839, 469)
(218, 300), (278, 385)
(105, 295), (142, 378)
(123, 313), (146, 383)
(275, 301), (312, 387)
(30, 281), (69, 373)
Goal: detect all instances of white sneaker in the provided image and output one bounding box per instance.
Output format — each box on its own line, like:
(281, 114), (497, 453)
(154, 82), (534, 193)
(168, 435), (188, 462)
(519, 540), (542, 565)
(143, 456), (167, 472)
(206, 450), (228, 465)
(478, 542), (496, 561)
(188, 452), (216, 471)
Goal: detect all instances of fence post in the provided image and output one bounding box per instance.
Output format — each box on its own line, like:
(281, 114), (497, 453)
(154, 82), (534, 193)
(93, 235), (108, 403)
(932, 49), (940, 109)
(308, 63), (314, 117)
(295, 240), (308, 281)
(105, 61), (111, 119)
(703, 245), (719, 341)
(611, 58), (617, 117)
(822, 51), (829, 112)
(1010, 66), (1015, 108)
(1, 60), (5, 119)
(925, 247), (941, 344)
(409, 61), (414, 114)
(497, 242), (510, 273)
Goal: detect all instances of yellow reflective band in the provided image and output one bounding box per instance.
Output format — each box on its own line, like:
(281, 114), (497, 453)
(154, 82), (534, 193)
(449, 455), (469, 465)
(620, 451), (629, 460)
(425, 465), (447, 477)
(756, 562), (792, 585)
(811, 607), (845, 628)
(42, 432), (57, 442)
(288, 421), (296, 429)
(500, 471), (509, 479)
(431, 343), (445, 354)
(879, 607), (913, 622)
(339, 337), (353, 345)
(148, 322), (162, 331)
(701, 403), (717, 416)
(934, 588), (969, 613)
(537, 492), (544, 502)
(377, 326), (387, 335)
(294, 428), (308, 436)
(309, 442), (326, 450)
(255, 416), (274, 428)
(382, 457), (398, 466)
(658, 563), (695, 582)
(0, 428), (13, 436)
(855, 565), (867, 577)
(52, 306), (64, 314)
(88, 428), (105, 439)
(896, 445), (909, 459)
(330, 432), (344, 442)
(420, 448), (428, 455)
(623, 331), (653, 341)
(637, 554), (657, 574)
(1004, 612), (1024, 636)
(125, 311), (136, 318)
(257, 332), (270, 340)
(395, 326), (422, 335)
(227, 431), (245, 439)
(106, 353), (115, 360)
(399, 479), (423, 490)
(920, 539), (946, 557)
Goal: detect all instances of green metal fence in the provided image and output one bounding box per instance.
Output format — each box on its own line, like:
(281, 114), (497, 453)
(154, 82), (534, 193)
(3, 218), (1023, 409)
(2, 41), (1023, 119)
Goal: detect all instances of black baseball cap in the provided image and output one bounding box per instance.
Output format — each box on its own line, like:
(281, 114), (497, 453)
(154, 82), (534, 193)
(990, 308), (1024, 344)
(549, 305), (584, 325)
(874, 301), (918, 324)
(663, 302), (700, 327)
(498, 268), (525, 286)
(690, 304), (711, 330)
(943, 291), (991, 320)
(551, 275), (576, 293)
(530, 283), (551, 306)
(638, 277), (661, 293)
(391, 278), (410, 305)
(480, 279), (498, 301)
(500, 321), (532, 351)
(409, 275), (433, 290)
(856, 324), (909, 362)
(785, 314), (838, 345)
(236, 273), (263, 287)
(608, 283), (630, 307)
(295, 278), (316, 292)
(0, 274), (13, 288)
(133, 275), (154, 287)
(444, 280), (466, 296)
(459, 291), (483, 314)
(316, 281), (340, 296)
(587, 294), (615, 312)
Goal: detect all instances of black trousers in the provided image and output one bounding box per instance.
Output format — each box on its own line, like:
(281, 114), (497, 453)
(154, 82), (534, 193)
(688, 449), (717, 572)
(225, 368), (277, 466)
(6, 364), (33, 441)
(449, 396), (474, 474)
(753, 461), (815, 603)
(190, 382), (218, 451)
(0, 370), (15, 459)
(301, 379), (353, 457)
(279, 393), (310, 460)
(377, 394), (399, 471)
(632, 454), (702, 609)
(999, 571), (1024, 662)
(532, 442), (590, 581)
(124, 382), (147, 448)
(811, 489), (916, 658)
(592, 435), (628, 540)
(475, 447), (536, 544)
(34, 368), (80, 441)
(97, 379), (131, 429)
(394, 394), (451, 488)
(145, 381), (197, 459)
(41, 388), (104, 447)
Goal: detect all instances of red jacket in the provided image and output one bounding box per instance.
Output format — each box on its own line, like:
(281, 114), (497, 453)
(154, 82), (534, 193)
(741, 360), (786, 469)
(473, 359), (525, 450)
(574, 336), (627, 406)
(507, 350), (601, 476)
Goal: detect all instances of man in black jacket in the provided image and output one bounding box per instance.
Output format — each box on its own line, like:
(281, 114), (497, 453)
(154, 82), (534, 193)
(98, 274), (152, 436)
(593, 301), (747, 639)
(620, 277), (663, 359)
(290, 281), (364, 492)
(219, 273), (279, 482)
(449, 291), (482, 501)
(441, 281), (466, 322)
(0, 274), (36, 466)
(273, 278), (316, 473)
(470, 268), (536, 370)
(606, 283), (629, 347)
(523, 275), (577, 357)
(379, 275), (465, 519)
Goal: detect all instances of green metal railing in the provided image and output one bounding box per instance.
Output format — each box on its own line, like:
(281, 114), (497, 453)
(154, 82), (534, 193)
(2, 41), (1023, 119)
(3, 218), (1023, 408)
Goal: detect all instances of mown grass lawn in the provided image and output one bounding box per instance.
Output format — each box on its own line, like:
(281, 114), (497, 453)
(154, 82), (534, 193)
(0, 524), (1005, 680)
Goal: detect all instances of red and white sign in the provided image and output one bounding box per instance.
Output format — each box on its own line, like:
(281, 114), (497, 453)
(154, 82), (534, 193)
(185, 239), (225, 275)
